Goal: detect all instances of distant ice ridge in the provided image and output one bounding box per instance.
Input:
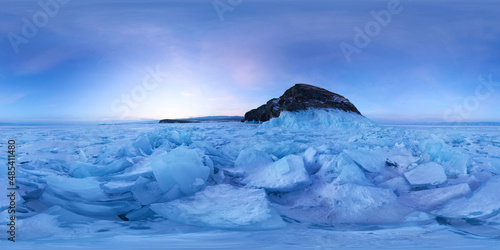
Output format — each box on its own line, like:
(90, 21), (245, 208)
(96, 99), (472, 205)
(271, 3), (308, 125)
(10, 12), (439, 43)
(1, 120), (500, 240)
(260, 109), (375, 129)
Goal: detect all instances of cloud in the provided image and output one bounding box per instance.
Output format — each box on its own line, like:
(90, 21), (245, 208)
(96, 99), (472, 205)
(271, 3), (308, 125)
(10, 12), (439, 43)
(0, 92), (27, 106)
(1, 0), (499, 122)
(16, 49), (75, 75)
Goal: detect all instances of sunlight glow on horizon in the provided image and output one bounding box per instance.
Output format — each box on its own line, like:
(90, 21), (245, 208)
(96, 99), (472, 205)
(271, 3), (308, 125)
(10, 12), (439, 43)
(1, 0), (499, 123)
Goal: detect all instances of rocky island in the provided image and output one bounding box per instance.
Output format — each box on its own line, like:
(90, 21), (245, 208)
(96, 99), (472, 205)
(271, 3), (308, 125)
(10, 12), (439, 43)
(242, 84), (362, 122)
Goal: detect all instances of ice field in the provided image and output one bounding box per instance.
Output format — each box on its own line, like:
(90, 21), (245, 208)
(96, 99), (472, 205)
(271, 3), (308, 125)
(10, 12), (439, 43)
(1, 110), (500, 249)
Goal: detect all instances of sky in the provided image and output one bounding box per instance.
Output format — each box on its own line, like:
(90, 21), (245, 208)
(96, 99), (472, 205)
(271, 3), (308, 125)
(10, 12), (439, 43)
(0, 0), (499, 123)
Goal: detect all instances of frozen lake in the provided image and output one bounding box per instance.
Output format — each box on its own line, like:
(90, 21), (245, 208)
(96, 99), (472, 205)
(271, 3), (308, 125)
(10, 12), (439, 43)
(1, 112), (499, 249)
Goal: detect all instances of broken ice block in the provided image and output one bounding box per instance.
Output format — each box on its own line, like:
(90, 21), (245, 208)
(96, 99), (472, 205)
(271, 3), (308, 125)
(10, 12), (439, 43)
(243, 154), (311, 192)
(150, 184), (285, 229)
(436, 177), (500, 219)
(403, 162), (447, 187)
(151, 146), (209, 195)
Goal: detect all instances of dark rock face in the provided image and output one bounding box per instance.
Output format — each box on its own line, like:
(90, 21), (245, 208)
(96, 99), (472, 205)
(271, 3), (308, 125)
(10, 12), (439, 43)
(242, 84), (362, 122)
(242, 98), (281, 122)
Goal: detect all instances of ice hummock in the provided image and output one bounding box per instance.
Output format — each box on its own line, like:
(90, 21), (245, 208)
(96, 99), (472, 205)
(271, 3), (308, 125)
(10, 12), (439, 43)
(436, 176), (500, 219)
(401, 183), (471, 211)
(150, 146), (210, 195)
(151, 184), (286, 229)
(260, 109), (375, 130)
(2, 110), (500, 246)
(242, 154), (311, 192)
(403, 162), (448, 187)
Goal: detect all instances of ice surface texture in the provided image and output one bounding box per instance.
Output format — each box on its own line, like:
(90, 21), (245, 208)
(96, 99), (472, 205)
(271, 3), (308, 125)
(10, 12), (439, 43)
(151, 146), (209, 195)
(1, 110), (500, 241)
(403, 162), (447, 187)
(261, 109), (375, 130)
(151, 184), (285, 229)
